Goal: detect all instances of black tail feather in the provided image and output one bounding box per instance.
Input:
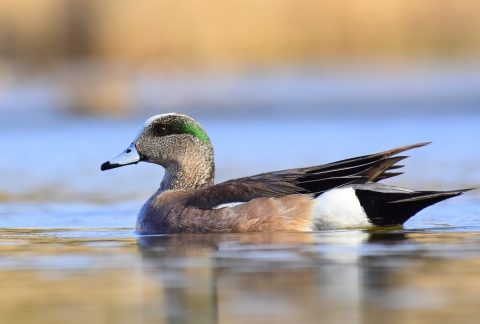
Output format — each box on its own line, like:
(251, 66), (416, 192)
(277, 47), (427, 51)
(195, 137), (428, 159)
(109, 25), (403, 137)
(355, 188), (473, 227)
(388, 189), (473, 204)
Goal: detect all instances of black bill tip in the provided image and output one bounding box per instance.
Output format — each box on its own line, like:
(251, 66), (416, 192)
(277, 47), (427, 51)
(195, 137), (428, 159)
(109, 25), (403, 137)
(100, 161), (127, 171)
(101, 160), (140, 171)
(101, 161), (121, 171)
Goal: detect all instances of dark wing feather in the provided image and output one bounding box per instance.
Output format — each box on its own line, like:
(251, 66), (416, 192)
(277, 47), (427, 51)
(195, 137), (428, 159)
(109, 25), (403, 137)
(185, 142), (430, 209)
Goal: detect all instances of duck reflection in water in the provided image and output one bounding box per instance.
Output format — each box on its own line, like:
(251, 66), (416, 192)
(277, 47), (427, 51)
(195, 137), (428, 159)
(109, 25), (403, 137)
(135, 231), (417, 324)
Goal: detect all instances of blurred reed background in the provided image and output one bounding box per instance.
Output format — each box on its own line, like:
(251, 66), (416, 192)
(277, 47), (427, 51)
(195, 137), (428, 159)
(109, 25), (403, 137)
(2, 0), (480, 64)
(0, 0), (479, 115)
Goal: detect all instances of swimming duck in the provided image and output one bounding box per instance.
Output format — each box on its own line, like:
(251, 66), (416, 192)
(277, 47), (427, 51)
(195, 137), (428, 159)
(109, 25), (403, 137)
(101, 113), (471, 234)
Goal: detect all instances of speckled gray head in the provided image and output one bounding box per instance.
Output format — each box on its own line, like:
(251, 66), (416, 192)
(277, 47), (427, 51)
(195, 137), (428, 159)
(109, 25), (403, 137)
(101, 113), (215, 191)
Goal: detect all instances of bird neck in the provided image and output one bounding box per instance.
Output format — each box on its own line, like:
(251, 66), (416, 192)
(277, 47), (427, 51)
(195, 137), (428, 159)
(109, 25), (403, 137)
(159, 145), (215, 192)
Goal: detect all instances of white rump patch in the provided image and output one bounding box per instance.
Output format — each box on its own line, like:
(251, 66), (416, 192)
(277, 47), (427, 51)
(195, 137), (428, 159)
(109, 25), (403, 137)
(311, 187), (372, 230)
(212, 202), (245, 209)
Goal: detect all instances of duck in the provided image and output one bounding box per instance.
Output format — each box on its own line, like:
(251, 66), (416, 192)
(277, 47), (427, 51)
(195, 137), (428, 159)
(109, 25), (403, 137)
(101, 113), (471, 234)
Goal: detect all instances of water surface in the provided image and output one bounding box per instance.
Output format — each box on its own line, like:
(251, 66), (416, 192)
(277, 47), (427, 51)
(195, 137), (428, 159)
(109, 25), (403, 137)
(2, 228), (480, 324)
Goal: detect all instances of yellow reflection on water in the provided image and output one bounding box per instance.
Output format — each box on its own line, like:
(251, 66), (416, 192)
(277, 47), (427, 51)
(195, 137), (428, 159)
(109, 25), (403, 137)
(1, 230), (480, 324)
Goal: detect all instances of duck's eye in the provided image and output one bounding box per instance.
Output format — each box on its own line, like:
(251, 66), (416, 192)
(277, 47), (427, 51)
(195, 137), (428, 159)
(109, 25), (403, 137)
(154, 125), (169, 136)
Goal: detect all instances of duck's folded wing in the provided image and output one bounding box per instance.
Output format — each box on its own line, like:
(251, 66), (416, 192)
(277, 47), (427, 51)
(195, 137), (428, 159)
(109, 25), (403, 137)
(185, 142), (430, 209)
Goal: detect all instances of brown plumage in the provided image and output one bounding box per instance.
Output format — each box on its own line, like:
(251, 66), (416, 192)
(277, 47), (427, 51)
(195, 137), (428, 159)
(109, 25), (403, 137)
(139, 190), (315, 233)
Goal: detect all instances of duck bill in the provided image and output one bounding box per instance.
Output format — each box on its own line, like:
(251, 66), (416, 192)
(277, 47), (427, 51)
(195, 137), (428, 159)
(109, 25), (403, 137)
(101, 143), (141, 171)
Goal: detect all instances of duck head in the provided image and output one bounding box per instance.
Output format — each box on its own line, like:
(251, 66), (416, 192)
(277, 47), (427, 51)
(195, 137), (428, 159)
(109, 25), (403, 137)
(101, 113), (215, 191)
